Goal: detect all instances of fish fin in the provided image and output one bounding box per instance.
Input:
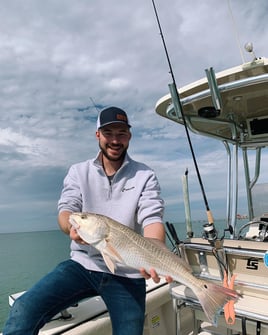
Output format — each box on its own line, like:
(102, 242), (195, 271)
(101, 242), (124, 274)
(102, 252), (117, 274)
(105, 242), (124, 262)
(192, 281), (242, 326)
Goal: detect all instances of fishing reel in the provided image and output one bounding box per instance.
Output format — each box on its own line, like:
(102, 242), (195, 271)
(203, 223), (218, 243)
(203, 222), (234, 247)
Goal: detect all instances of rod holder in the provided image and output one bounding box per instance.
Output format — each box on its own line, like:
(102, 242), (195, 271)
(205, 67), (222, 112)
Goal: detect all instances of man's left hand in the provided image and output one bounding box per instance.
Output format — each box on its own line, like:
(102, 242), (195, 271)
(140, 268), (173, 284)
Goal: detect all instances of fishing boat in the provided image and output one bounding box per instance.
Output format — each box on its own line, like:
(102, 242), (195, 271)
(3, 48), (268, 335)
(154, 50), (268, 335)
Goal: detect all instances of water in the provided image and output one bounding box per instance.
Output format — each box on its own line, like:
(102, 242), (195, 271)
(0, 220), (247, 331)
(0, 230), (70, 331)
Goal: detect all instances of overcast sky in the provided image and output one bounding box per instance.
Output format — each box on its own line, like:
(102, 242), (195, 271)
(1, 0), (268, 233)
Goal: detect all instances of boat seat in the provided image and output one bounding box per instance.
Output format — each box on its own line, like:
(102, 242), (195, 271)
(8, 291), (107, 319)
(8, 291), (80, 320)
(8, 291), (109, 334)
(7, 280), (173, 335)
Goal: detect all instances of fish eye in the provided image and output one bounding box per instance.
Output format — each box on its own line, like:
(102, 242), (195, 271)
(81, 214), (87, 219)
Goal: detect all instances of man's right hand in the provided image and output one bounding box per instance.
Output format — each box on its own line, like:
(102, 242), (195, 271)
(69, 225), (88, 245)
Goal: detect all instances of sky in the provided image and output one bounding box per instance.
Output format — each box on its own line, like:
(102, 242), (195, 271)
(0, 0), (268, 233)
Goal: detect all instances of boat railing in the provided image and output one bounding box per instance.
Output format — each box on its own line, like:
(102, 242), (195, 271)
(171, 238), (268, 334)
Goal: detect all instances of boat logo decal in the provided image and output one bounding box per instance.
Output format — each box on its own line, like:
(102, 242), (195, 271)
(246, 258), (259, 270)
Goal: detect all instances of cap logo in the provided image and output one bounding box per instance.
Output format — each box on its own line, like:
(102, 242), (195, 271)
(116, 114), (127, 122)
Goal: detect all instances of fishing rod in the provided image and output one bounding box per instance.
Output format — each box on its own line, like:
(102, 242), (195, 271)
(151, 0), (218, 242)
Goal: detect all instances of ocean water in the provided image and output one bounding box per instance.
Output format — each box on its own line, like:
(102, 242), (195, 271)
(0, 230), (70, 331)
(0, 219), (247, 331)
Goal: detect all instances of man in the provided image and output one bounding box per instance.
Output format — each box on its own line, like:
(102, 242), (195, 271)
(3, 106), (170, 335)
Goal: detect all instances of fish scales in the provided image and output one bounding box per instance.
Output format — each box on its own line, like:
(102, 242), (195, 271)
(107, 218), (195, 286)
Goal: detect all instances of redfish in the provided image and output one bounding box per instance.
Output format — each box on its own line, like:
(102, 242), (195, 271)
(70, 212), (241, 325)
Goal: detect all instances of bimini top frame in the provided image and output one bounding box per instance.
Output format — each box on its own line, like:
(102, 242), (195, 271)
(155, 58), (268, 233)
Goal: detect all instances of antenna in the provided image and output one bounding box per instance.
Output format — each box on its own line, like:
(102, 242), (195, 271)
(244, 42), (257, 61)
(227, 0), (245, 63)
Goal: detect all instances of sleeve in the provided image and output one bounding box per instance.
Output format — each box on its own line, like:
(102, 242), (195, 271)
(137, 170), (165, 228)
(58, 165), (83, 213)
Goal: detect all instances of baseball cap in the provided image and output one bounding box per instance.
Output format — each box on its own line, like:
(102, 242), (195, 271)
(97, 107), (131, 129)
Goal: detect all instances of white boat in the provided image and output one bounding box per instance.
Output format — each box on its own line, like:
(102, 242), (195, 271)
(155, 53), (268, 335)
(4, 55), (268, 335)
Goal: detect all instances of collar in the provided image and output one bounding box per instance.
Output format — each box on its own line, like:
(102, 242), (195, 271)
(93, 151), (131, 170)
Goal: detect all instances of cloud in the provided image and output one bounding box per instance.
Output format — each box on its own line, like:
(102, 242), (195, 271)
(0, 0), (268, 232)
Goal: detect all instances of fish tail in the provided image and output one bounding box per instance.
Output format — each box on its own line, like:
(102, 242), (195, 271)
(192, 281), (241, 326)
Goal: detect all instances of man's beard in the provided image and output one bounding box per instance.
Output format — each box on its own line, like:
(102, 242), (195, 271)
(99, 143), (128, 162)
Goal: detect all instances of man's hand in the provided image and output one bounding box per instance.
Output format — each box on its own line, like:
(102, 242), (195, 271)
(140, 268), (173, 284)
(141, 223), (173, 284)
(69, 226), (88, 245)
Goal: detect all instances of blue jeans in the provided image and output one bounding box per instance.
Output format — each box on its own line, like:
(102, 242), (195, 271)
(3, 260), (146, 335)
